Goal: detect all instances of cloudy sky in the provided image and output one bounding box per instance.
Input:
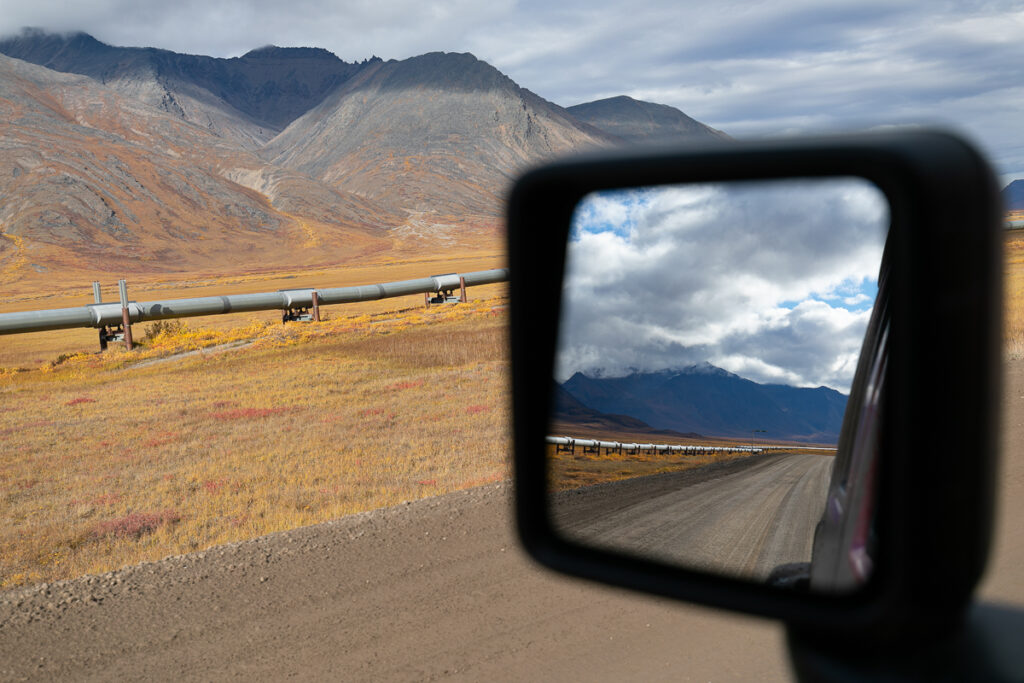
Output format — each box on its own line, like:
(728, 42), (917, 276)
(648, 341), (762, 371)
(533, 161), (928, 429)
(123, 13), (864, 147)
(557, 179), (888, 391)
(2, 1), (1023, 183)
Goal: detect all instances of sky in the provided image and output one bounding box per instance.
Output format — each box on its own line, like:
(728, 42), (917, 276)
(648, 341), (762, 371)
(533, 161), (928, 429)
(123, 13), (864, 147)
(557, 180), (888, 391)
(2, 1), (1023, 183)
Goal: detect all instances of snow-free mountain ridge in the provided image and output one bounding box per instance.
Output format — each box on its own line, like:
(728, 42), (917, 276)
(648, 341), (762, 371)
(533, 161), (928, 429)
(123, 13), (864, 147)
(567, 95), (731, 146)
(0, 29), (729, 285)
(558, 363), (846, 443)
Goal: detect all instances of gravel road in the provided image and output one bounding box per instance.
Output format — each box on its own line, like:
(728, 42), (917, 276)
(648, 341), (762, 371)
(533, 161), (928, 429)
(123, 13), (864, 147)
(0, 483), (790, 681)
(3, 362), (1023, 681)
(554, 453), (832, 581)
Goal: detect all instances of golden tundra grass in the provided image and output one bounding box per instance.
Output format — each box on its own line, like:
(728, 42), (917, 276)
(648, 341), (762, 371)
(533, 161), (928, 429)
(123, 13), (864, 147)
(0, 297), (509, 589)
(1005, 233), (1024, 358)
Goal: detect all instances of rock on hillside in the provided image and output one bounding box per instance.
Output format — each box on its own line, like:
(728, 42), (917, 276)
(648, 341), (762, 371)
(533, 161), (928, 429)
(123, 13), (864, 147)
(567, 95), (730, 146)
(262, 52), (616, 219)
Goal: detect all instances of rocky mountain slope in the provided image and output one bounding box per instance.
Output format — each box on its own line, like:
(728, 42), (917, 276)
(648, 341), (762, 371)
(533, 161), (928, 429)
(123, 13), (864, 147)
(0, 29), (371, 148)
(0, 53), (394, 282)
(0, 30), (729, 285)
(263, 51), (615, 220)
(560, 363), (847, 443)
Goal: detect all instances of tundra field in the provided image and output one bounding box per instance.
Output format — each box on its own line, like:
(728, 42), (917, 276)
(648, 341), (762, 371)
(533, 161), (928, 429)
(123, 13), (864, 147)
(2, 235), (1024, 591)
(0, 265), (509, 589)
(1006, 232), (1024, 357)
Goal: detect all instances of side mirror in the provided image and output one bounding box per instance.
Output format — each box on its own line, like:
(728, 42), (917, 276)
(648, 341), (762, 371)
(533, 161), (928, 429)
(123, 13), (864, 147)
(507, 130), (1002, 644)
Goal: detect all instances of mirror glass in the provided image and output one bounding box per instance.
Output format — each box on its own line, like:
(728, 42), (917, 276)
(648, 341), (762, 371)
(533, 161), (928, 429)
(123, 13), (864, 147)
(549, 177), (888, 594)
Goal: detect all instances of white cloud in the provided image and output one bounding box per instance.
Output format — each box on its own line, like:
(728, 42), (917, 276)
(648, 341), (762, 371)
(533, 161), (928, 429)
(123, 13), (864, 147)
(556, 178), (887, 390)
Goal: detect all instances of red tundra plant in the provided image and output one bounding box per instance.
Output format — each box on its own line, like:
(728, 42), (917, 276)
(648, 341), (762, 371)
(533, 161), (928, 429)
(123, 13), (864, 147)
(65, 397), (97, 406)
(203, 479), (228, 494)
(92, 509), (181, 540)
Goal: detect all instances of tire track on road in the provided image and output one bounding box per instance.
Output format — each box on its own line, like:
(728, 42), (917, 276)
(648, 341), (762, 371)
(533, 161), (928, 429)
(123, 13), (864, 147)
(554, 453), (833, 581)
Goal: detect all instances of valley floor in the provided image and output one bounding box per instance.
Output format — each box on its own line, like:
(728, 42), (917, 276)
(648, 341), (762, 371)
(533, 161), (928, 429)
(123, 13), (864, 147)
(0, 290), (508, 589)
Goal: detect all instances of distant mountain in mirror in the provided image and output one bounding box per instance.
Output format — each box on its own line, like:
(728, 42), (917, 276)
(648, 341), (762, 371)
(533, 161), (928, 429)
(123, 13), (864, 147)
(566, 95), (731, 146)
(559, 363), (847, 443)
(1003, 179), (1024, 211)
(552, 383), (705, 439)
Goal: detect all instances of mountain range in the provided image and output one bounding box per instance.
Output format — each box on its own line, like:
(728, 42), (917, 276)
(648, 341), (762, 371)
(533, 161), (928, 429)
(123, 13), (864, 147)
(567, 95), (730, 146)
(0, 29), (729, 286)
(557, 363), (847, 443)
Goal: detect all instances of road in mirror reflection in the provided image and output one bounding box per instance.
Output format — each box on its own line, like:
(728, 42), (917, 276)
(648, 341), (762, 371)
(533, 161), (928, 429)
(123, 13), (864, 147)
(548, 178), (888, 593)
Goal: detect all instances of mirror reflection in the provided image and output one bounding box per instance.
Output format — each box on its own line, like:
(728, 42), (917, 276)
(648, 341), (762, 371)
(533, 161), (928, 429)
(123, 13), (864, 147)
(548, 178), (888, 594)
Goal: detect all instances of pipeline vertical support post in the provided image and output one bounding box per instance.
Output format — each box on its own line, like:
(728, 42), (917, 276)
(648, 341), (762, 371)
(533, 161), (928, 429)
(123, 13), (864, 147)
(424, 292), (430, 308)
(118, 279), (133, 351)
(94, 282), (104, 350)
(311, 291), (321, 322)
(459, 276), (467, 303)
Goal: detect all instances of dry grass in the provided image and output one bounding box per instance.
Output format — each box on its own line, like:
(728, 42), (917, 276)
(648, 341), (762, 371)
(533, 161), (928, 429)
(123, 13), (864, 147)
(0, 296), (510, 589)
(1005, 233), (1024, 358)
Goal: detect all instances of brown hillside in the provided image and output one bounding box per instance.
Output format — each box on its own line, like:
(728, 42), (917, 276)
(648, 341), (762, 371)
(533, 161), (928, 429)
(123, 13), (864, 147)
(0, 35), (730, 289)
(0, 54), (397, 289)
(263, 52), (615, 224)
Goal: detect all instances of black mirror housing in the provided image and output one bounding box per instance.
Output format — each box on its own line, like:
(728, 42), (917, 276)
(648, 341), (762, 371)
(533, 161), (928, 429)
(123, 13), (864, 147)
(507, 130), (1002, 644)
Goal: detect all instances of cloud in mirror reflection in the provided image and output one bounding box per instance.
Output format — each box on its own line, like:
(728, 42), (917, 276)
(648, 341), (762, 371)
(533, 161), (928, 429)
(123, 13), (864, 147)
(558, 178), (887, 392)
